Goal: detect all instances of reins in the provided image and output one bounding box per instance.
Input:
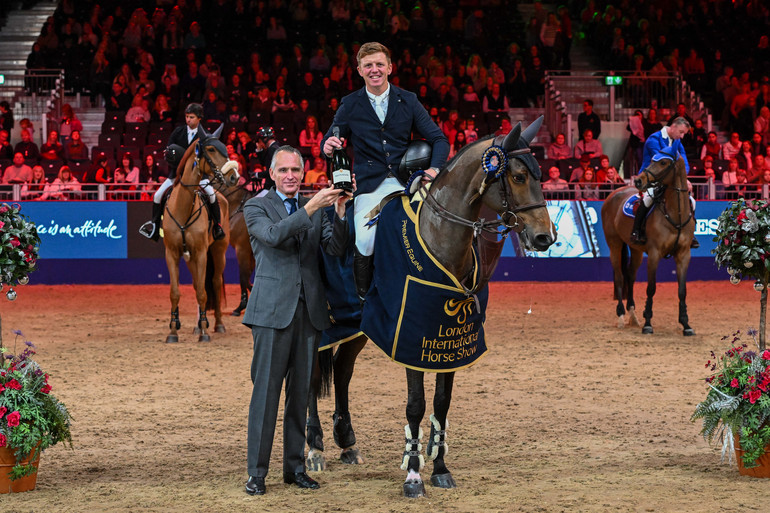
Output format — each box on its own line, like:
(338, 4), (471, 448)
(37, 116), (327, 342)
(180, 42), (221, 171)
(643, 158), (695, 255)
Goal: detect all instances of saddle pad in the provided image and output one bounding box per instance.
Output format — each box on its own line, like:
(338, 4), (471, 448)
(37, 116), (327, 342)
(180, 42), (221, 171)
(361, 196), (488, 372)
(622, 195), (655, 219)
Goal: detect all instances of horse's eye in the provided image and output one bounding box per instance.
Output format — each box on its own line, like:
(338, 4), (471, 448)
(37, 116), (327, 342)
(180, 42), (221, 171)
(511, 173), (526, 184)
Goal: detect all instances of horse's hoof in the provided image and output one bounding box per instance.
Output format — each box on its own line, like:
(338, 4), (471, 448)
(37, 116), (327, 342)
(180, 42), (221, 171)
(339, 446), (364, 465)
(617, 315), (625, 328)
(199, 333), (211, 342)
(403, 479), (426, 498)
(165, 334), (179, 344)
(683, 328), (696, 336)
(628, 308), (641, 326)
(193, 326), (201, 335)
(230, 309), (243, 317)
(306, 449), (326, 472)
(642, 325), (654, 335)
(430, 473), (456, 489)
(215, 324), (226, 334)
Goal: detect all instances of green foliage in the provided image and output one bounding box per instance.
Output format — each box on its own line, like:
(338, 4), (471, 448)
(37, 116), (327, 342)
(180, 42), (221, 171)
(0, 332), (72, 481)
(0, 202), (40, 286)
(712, 198), (770, 283)
(692, 330), (770, 467)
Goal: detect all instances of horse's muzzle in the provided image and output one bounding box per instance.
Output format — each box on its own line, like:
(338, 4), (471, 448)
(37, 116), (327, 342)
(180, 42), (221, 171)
(521, 230), (555, 252)
(633, 177), (643, 190)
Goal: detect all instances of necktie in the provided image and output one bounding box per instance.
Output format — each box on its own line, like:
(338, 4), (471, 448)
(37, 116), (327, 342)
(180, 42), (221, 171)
(374, 96), (386, 123)
(285, 197), (297, 215)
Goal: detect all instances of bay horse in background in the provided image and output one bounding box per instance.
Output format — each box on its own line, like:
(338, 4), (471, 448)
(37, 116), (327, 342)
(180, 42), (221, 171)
(307, 117), (555, 498)
(601, 148), (696, 336)
(162, 124), (240, 343)
(221, 181), (257, 316)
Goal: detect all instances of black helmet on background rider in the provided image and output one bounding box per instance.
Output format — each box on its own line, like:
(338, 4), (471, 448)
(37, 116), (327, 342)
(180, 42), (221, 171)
(256, 126), (274, 141)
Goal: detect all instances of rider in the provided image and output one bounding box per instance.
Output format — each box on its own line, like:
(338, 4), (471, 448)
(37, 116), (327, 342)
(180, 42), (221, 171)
(631, 116), (699, 248)
(252, 126), (279, 191)
(321, 41), (449, 300)
(139, 103), (226, 241)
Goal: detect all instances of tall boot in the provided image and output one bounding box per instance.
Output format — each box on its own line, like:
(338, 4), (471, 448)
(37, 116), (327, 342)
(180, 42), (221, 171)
(208, 200), (226, 240)
(139, 202), (163, 241)
(353, 247), (374, 302)
(630, 201), (650, 245)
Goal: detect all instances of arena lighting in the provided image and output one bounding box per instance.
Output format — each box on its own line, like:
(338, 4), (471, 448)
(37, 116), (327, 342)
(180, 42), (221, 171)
(604, 75), (623, 86)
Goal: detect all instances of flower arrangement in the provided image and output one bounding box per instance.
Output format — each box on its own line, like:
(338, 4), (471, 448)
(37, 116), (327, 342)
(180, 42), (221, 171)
(0, 202), (40, 300)
(0, 330), (72, 481)
(692, 329), (770, 468)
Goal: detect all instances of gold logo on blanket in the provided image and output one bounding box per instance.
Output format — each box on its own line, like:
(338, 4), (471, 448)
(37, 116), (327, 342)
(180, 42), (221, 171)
(444, 297), (476, 324)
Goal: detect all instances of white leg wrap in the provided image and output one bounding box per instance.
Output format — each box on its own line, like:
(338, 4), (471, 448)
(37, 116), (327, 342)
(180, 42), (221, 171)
(427, 414), (449, 461)
(400, 425), (424, 471)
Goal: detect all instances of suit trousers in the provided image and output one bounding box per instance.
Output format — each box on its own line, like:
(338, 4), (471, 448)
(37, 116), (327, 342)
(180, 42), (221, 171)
(247, 297), (319, 477)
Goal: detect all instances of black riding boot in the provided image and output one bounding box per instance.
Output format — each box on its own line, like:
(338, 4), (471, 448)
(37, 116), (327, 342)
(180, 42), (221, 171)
(630, 201), (650, 245)
(139, 202), (163, 241)
(353, 248), (374, 302)
(208, 200), (226, 240)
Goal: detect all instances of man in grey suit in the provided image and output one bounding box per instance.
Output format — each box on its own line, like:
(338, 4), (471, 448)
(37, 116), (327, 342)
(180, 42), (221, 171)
(242, 145), (352, 495)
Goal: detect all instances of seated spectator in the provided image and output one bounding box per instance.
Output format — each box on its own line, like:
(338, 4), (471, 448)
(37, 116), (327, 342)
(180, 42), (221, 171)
(571, 153), (595, 182)
(125, 95), (151, 123)
(450, 131), (468, 158)
(575, 168), (600, 200)
(595, 155), (616, 183)
(756, 106), (770, 146)
(738, 141), (756, 178)
(0, 129), (12, 160)
(84, 152), (112, 188)
(482, 83), (510, 113)
(140, 154), (162, 186)
(701, 131), (721, 160)
(643, 108), (663, 139)
(21, 165), (48, 200)
(464, 118), (479, 143)
(108, 167), (135, 199)
(152, 94), (175, 123)
(14, 128), (40, 161)
(40, 130), (65, 160)
(722, 132), (742, 161)
(298, 115), (323, 155)
(721, 158), (743, 199)
(304, 156), (327, 186)
(2, 152), (32, 184)
(751, 132), (767, 158)
(59, 103), (82, 145)
(47, 165), (81, 200)
(542, 166), (569, 197)
(749, 154), (770, 183)
(108, 81), (132, 112)
(64, 130), (89, 161)
(117, 152), (140, 184)
(0, 101), (14, 132)
(573, 129), (602, 159)
(692, 118), (707, 158)
(303, 145), (327, 174)
(494, 118), (512, 137)
(313, 173), (329, 191)
(758, 169), (770, 193)
(600, 166), (626, 198)
(549, 133), (571, 159)
(237, 131), (256, 162)
(461, 84), (480, 103)
(441, 110), (460, 143)
(272, 87), (296, 113)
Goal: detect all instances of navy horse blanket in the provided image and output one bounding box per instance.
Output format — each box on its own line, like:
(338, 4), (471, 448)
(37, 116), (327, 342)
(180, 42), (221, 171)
(360, 195), (488, 372)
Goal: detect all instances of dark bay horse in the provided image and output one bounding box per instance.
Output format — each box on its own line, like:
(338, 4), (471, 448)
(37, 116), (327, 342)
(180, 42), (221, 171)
(220, 183), (256, 316)
(162, 124), (240, 343)
(601, 149), (695, 335)
(307, 117), (555, 497)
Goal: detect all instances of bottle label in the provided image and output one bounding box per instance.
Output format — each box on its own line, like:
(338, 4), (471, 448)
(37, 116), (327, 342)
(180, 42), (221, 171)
(333, 169), (351, 183)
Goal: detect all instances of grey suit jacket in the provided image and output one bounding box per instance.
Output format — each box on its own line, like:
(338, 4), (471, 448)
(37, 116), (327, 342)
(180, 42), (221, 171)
(241, 188), (348, 331)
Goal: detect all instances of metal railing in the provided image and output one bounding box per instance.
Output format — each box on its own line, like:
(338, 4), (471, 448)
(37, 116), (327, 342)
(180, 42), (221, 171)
(540, 179), (766, 201)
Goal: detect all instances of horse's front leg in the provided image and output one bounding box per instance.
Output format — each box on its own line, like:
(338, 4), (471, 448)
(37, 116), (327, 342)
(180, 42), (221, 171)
(428, 371), (456, 489)
(306, 354), (326, 472)
(626, 249), (644, 327)
(333, 335), (367, 464)
(403, 368), (427, 498)
(165, 249), (182, 344)
(677, 248), (695, 336)
(642, 251), (660, 334)
(189, 253), (210, 342)
(211, 240), (227, 333)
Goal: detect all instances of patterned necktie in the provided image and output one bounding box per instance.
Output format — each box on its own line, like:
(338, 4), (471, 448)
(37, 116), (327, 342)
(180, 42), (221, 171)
(285, 197), (297, 215)
(374, 96), (386, 123)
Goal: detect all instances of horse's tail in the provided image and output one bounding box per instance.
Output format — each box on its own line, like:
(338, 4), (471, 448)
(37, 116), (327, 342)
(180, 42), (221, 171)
(619, 241), (630, 300)
(317, 348), (333, 398)
(204, 248), (226, 310)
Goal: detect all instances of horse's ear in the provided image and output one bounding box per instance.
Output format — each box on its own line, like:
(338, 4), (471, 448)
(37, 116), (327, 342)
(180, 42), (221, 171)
(212, 123), (224, 139)
(520, 116), (544, 147)
(197, 124), (206, 139)
(502, 122), (522, 151)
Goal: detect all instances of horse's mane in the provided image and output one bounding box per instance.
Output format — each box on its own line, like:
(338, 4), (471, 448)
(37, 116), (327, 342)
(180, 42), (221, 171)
(173, 141), (199, 186)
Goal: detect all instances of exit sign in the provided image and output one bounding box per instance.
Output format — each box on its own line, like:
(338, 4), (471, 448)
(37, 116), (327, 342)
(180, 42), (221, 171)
(0, 75), (4, 85)
(605, 76), (623, 86)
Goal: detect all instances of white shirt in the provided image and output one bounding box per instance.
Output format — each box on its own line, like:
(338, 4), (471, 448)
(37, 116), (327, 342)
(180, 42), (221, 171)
(366, 84), (390, 122)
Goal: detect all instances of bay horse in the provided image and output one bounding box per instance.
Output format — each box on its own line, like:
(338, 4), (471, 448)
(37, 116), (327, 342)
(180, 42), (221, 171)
(220, 182), (256, 316)
(162, 124), (240, 343)
(601, 148), (695, 336)
(307, 117), (555, 497)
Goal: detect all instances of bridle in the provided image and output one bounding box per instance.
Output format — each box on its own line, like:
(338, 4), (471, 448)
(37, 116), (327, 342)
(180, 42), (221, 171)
(177, 135), (231, 190)
(423, 143), (546, 238)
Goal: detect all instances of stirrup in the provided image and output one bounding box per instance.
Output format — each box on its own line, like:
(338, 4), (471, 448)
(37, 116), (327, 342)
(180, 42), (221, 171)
(139, 221), (158, 240)
(690, 237), (700, 249)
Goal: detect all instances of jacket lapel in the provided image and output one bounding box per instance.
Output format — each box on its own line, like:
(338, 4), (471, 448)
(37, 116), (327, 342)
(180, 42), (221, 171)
(265, 189), (288, 220)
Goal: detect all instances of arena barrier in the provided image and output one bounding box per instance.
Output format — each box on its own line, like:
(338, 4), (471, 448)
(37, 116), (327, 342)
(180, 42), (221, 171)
(16, 200), (728, 285)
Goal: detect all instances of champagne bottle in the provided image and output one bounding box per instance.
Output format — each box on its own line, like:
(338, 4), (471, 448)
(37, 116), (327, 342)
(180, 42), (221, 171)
(330, 126), (353, 192)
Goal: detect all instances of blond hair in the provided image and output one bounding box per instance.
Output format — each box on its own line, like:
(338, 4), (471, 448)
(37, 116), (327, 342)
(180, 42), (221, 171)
(356, 42), (391, 66)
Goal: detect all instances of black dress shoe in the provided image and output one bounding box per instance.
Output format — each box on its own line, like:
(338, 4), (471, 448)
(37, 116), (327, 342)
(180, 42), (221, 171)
(245, 476), (266, 495)
(283, 471), (320, 489)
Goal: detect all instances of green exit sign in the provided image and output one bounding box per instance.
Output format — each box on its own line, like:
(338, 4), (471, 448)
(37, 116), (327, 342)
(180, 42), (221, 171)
(605, 76), (623, 86)
(0, 75), (4, 85)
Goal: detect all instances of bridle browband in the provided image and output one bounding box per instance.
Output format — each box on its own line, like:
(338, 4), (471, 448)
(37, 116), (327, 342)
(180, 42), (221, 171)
(423, 143), (546, 238)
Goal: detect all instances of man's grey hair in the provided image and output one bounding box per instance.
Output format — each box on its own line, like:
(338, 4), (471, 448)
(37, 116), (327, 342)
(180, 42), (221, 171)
(671, 117), (691, 129)
(270, 145), (305, 172)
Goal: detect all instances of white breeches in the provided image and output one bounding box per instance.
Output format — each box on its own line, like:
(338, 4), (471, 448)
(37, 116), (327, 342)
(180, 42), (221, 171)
(353, 176), (404, 255)
(153, 177), (216, 203)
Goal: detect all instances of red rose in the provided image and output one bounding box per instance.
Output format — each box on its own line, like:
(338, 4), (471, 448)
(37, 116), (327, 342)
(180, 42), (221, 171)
(763, 350), (770, 360)
(6, 379), (22, 390)
(731, 378), (740, 388)
(750, 390), (763, 404)
(0, 221), (4, 231)
(40, 384), (51, 394)
(0, 406), (6, 418)
(9, 237), (20, 247)
(0, 205), (7, 213)
(6, 411), (20, 427)
(0, 384), (5, 393)
(0, 433), (6, 447)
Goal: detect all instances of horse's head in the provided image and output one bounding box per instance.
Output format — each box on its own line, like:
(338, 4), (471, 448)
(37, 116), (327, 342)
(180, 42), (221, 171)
(479, 116), (555, 251)
(633, 146), (685, 191)
(195, 124), (240, 187)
